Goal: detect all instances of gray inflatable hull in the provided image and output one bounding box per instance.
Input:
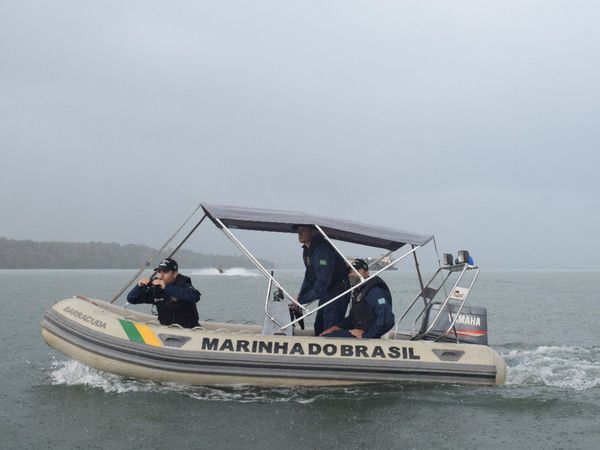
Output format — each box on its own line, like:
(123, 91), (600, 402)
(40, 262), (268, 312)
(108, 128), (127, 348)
(41, 297), (506, 386)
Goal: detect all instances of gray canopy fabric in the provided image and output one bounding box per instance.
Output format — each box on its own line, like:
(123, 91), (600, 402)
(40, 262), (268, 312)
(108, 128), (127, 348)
(201, 204), (433, 251)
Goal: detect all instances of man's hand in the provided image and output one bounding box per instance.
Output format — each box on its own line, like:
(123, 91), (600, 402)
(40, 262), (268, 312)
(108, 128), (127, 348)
(320, 326), (341, 336)
(289, 295), (301, 311)
(152, 279), (166, 289)
(349, 329), (364, 339)
(138, 277), (151, 287)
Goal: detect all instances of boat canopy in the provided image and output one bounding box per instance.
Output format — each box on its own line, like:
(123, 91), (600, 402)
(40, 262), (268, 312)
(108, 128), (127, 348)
(201, 203), (433, 251)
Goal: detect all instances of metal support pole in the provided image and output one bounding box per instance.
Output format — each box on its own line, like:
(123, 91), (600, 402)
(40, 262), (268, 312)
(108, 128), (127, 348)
(214, 218), (306, 311)
(110, 205), (205, 304)
(432, 236), (448, 299)
(412, 245), (427, 307)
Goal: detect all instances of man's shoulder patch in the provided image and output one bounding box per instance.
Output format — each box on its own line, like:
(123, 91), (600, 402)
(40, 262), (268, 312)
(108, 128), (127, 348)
(319, 259), (328, 266)
(377, 298), (386, 305)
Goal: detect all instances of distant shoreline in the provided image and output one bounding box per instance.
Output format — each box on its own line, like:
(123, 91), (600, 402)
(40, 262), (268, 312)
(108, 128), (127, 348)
(0, 237), (273, 269)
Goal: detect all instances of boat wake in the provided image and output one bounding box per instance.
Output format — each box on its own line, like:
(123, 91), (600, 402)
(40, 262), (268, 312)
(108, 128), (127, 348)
(48, 359), (374, 402)
(49, 359), (159, 394)
(504, 345), (600, 391)
(191, 268), (260, 277)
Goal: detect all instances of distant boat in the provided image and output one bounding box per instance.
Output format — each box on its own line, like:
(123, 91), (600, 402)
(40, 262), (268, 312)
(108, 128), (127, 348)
(217, 265), (225, 274)
(350, 255), (398, 271)
(368, 255), (398, 271)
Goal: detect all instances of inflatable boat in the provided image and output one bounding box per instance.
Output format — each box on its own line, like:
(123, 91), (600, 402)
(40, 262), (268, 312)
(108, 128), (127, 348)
(41, 203), (506, 386)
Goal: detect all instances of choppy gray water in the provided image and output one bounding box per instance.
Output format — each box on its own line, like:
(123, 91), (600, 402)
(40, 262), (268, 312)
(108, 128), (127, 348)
(1, 269), (599, 449)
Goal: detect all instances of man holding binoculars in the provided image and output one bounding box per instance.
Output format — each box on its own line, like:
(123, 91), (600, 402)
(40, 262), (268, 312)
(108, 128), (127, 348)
(127, 258), (201, 328)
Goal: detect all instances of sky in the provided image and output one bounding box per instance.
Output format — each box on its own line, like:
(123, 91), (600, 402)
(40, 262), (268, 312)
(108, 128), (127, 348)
(1, 1), (599, 269)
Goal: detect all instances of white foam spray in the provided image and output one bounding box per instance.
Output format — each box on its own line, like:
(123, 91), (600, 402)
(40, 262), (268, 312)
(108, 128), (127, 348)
(191, 268), (260, 277)
(50, 359), (158, 393)
(49, 359), (374, 402)
(504, 345), (600, 391)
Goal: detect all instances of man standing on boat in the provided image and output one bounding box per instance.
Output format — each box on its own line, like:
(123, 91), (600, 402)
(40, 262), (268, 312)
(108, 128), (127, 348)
(293, 225), (350, 336)
(321, 258), (395, 339)
(127, 258), (201, 328)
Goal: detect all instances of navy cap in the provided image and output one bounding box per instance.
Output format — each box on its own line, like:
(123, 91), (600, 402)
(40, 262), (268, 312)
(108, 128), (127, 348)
(291, 224), (315, 231)
(154, 258), (178, 272)
(350, 258), (369, 271)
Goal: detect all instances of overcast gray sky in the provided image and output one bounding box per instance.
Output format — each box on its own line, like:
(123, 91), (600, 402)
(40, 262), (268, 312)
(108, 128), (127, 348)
(1, 1), (599, 269)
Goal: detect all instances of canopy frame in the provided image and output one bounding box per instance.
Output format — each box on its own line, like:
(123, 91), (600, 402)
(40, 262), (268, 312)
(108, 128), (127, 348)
(120, 203), (437, 335)
(204, 205), (432, 333)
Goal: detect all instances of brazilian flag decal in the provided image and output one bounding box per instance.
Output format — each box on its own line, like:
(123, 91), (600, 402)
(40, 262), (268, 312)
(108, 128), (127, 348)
(319, 259), (328, 266)
(119, 319), (162, 347)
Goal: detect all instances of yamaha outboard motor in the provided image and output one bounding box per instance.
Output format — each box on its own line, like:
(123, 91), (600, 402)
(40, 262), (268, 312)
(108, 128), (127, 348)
(420, 302), (488, 345)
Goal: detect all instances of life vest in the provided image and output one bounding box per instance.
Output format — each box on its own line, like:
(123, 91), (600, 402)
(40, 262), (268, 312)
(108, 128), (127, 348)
(350, 276), (392, 331)
(154, 274), (200, 328)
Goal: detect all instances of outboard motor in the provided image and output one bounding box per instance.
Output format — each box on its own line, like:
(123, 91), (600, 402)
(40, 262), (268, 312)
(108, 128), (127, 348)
(420, 302), (488, 345)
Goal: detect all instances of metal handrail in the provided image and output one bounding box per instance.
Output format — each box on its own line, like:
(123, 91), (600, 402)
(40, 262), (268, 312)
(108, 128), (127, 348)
(393, 267), (444, 336)
(411, 263), (468, 340)
(412, 264), (478, 341)
(409, 270), (453, 336)
(393, 262), (480, 342)
(434, 267), (480, 341)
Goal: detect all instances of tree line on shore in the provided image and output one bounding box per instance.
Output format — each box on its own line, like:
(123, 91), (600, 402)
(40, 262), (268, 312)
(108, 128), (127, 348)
(0, 237), (273, 269)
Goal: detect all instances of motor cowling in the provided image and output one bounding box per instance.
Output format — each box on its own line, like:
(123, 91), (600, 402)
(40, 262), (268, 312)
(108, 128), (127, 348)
(420, 302), (488, 345)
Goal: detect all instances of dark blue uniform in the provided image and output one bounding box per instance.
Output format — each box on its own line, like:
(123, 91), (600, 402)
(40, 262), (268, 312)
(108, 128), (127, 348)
(127, 274), (201, 328)
(332, 276), (395, 338)
(298, 235), (349, 336)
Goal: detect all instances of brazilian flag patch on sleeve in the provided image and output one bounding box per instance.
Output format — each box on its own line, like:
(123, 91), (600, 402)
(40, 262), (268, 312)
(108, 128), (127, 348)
(319, 259), (328, 266)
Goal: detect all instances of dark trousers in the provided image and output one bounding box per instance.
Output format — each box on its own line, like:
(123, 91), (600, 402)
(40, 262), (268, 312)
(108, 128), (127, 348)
(313, 292), (349, 336)
(314, 295), (349, 336)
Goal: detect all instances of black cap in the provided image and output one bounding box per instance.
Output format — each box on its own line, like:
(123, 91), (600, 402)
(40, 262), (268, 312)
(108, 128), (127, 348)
(350, 258), (369, 272)
(154, 258), (178, 272)
(291, 224), (315, 231)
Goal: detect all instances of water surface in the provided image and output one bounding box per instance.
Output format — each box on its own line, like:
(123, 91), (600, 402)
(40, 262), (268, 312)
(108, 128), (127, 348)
(1, 269), (598, 449)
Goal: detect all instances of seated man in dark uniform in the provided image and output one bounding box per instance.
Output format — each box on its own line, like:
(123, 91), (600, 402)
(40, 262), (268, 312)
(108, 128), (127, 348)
(127, 258), (201, 328)
(321, 258), (395, 339)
